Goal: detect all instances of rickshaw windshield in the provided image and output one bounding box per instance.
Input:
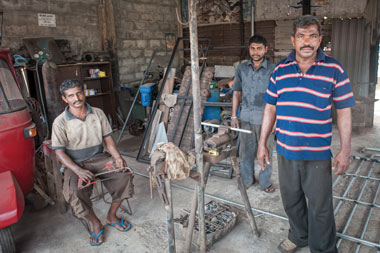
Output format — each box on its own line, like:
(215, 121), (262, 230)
(0, 58), (26, 113)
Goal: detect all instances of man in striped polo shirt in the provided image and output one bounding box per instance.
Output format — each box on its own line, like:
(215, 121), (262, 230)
(257, 15), (355, 253)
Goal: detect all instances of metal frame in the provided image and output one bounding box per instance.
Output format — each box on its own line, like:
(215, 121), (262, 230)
(131, 153), (380, 251)
(117, 44), (245, 162)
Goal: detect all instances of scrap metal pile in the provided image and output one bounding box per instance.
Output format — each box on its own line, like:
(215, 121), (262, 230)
(175, 201), (237, 247)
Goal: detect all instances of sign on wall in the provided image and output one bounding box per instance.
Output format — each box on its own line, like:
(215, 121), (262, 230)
(38, 13), (56, 27)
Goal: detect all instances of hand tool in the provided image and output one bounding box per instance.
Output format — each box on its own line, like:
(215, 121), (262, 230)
(78, 166), (133, 189)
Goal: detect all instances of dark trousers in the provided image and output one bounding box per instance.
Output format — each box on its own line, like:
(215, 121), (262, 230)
(278, 154), (337, 253)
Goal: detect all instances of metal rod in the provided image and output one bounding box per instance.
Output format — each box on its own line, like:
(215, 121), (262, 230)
(133, 170), (288, 221)
(355, 171), (380, 252)
(178, 42), (211, 148)
(164, 179), (176, 253)
(188, 1), (206, 251)
(343, 172), (380, 181)
(136, 38), (182, 161)
(333, 195), (380, 208)
(362, 147), (380, 153)
(336, 161), (375, 248)
(132, 170), (380, 249)
(333, 159), (365, 216)
(201, 122), (252, 134)
(116, 49), (159, 145)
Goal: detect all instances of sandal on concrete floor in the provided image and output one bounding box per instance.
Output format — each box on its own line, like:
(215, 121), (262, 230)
(90, 228), (104, 246)
(277, 239), (299, 253)
(263, 184), (275, 193)
(107, 218), (131, 232)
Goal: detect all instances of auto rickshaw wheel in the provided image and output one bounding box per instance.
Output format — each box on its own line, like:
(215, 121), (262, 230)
(0, 227), (15, 253)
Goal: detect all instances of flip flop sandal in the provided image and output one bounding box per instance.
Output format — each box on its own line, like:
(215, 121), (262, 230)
(108, 218), (131, 232)
(90, 228), (104, 246)
(263, 184), (275, 193)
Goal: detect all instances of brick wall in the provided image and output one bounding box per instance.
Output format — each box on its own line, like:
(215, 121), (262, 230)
(114, 0), (178, 85)
(0, 0), (101, 53)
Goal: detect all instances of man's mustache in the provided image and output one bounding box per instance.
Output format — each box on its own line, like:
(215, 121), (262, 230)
(73, 100), (83, 104)
(301, 45), (314, 50)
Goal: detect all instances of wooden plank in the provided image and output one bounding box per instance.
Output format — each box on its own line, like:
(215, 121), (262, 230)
(148, 109), (163, 153)
(158, 68), (176, 129)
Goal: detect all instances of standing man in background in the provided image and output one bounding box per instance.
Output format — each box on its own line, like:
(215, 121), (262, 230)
(231, 35), (276, 192)
(258, 15), (355, 252)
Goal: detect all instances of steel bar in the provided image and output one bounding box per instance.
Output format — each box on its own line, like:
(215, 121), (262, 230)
(362, 147), (380, 153)
(201, 122), (252, 134)
(188, 0), (206, 251)
(334, 159), (365, 215)
(164, 179), (176, 253)
(184, 163), (211, 252)
(131, 170), (380, 250)
(332, 159), (362, 189)
(116, 49), (159, 145)
(133, 170), (288, 220)
(336, 232), (380, 249)
(168, 38), (211, 144)
(203, 101), (232, 107)
(343, 172), (380, 181)
(231, 156), (260, 237)
(178, 43), (211, 148)
(137, 39), (181, 161)
(355, 168), (380, 252)
(333, 195), (380, 208)
(336, 161), (375, 248)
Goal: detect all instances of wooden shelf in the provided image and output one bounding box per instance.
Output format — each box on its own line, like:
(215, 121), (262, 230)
(83, 76), (109, 81)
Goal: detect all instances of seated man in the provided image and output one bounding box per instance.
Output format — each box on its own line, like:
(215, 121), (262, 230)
(52, 79), (134, 246)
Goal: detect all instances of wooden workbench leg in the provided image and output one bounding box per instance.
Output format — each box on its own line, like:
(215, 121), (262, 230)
(184, 162), (211, 252)
(230, 156), (260, 237)
(52, 156), (67, 214)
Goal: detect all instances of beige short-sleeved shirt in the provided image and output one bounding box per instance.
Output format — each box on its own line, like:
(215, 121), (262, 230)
(52, 104), (112, 162)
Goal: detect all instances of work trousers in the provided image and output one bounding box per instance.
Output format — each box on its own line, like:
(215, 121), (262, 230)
(239, 121), (274, 189)
(63, 153), (134, 219)
(278, 154), (337, 253)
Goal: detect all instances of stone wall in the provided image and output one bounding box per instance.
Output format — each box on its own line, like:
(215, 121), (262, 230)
(0, 0), (101, 54)
(114, 0), (178, 85)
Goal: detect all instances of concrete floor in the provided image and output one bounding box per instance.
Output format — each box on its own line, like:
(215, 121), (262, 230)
(12, 85), (380, 253)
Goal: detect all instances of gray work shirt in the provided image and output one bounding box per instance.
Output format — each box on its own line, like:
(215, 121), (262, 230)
(233, 58), (275, 124)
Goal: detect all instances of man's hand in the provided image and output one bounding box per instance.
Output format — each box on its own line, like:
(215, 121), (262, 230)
(257, 144), (270, 171)
(75, 168), (94, 181)
(115, 157), (127, 172)
(332, 149), (350, 175)
(231, 118), (240, 128)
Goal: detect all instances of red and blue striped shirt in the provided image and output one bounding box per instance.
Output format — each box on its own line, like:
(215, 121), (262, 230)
(264, 49), (356, 160)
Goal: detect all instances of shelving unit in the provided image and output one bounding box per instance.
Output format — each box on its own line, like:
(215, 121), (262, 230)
(55, 61), (117, 127)
(26, 61), (118, 130)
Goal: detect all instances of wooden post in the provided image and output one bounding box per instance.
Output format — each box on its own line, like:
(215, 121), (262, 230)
(184, 162), (211, 252)
(230, 156), (260, 237)
(164, 178), (176, 253)
(188, 0), (206, 252)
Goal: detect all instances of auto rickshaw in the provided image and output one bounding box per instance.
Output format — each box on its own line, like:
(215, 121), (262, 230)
(0, 48), (36, 252)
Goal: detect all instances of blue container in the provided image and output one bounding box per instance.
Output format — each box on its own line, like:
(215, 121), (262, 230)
(139, 83), (156, 106)
(202, 89), (221, 121)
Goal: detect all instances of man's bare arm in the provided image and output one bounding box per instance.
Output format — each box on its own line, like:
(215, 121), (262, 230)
(55, 149), (94, 181)
(104, 135), (127, 168)
(257, 104), (277, 170)
(231, 91), (242, 128)
(333, 107), (352, 175)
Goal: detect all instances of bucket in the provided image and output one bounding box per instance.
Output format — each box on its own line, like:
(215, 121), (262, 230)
(139, 83), (156, 106)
